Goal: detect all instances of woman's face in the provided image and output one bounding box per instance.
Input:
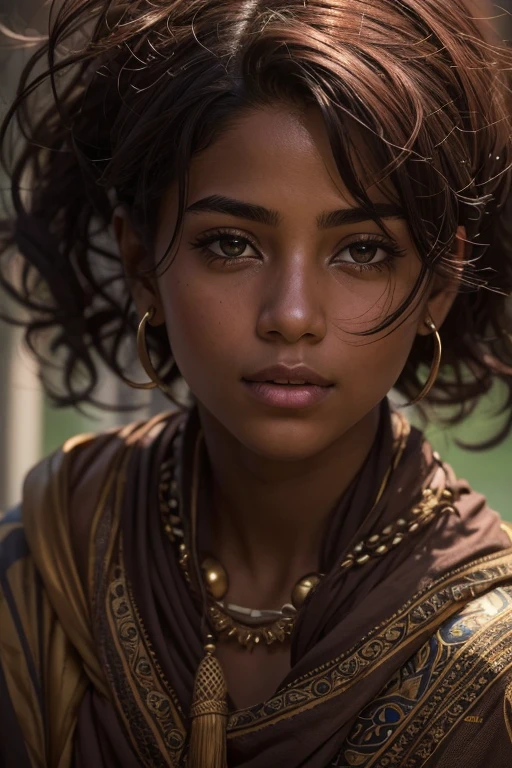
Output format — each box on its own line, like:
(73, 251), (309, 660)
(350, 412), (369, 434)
(151, 105), (429, 460)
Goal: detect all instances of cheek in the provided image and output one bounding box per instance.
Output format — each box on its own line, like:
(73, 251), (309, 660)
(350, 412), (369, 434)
(340, 325), (417, 403)
(328, 260), (422, 334)
(158, 271), (250, 381)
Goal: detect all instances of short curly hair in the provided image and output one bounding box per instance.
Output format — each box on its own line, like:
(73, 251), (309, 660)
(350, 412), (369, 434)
(1, 0), (511, 442)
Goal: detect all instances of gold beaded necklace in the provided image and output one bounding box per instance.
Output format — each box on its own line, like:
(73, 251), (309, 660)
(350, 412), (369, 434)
(159, 414), (456, 649)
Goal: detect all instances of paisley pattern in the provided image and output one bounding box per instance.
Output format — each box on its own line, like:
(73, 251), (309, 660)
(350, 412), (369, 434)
(333, 585), (512, 767)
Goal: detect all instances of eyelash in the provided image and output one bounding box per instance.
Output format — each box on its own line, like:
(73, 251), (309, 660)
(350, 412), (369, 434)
(189, 228), (405, 272)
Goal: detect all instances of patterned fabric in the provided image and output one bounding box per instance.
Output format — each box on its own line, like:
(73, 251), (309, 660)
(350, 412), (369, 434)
(2, 410), (512, 767)
(0, 503), (88, 768)
(227, 564), (512, 735)
(334, 586), (512, 767)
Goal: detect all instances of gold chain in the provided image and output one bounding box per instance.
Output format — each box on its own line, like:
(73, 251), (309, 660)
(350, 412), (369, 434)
(159, 414), (456, 649)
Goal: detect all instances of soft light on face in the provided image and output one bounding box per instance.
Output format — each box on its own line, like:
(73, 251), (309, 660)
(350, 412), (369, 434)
(154, 105), (425, 460)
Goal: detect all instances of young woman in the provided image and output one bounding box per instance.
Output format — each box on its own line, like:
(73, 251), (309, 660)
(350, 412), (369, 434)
(1, 1), (512, 766)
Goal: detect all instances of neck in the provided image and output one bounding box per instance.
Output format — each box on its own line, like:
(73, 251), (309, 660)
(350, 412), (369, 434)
(196, 404), (381, 607)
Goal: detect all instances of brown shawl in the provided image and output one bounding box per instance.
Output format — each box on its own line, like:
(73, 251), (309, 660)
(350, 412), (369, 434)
(11, 402), (512, 766)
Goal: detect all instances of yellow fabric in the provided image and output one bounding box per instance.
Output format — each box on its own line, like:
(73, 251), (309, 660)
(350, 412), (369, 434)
(0, 520), (87, 767)
(23, 434), (108, 697)
(0, 413), (174, 767)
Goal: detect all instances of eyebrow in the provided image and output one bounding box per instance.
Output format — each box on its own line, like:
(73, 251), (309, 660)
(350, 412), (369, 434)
(185, 195), (404, 228)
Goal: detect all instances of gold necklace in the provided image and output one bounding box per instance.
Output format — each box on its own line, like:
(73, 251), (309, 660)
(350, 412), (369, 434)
(159, 414), (456, 649)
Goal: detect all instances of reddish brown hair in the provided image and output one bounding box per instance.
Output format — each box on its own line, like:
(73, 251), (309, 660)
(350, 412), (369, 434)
(1, 0), (511, 441)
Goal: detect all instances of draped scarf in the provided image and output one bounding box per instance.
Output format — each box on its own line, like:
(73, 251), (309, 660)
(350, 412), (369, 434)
(4, 401), (512, 767)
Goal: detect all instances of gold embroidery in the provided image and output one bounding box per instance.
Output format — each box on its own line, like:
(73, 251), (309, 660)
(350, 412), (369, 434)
(363, 602), (512, 766)
(105, 565), (186, 764)
(500, 523), (512, 546)
(399, 611), (512, 765)
(90, 417), (187, 768)
(334, 586), (512, 767)
(228, 555), (512, 736)
(85, 411), (512, 764)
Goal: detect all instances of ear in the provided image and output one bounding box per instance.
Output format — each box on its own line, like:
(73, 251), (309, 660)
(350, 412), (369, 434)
(417, 225), (466, 336)
(113, 206), (165, 325)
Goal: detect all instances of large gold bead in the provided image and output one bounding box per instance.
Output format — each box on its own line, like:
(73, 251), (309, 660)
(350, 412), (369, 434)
(201, 556), (229, 600)
(291, 573), (322, 610)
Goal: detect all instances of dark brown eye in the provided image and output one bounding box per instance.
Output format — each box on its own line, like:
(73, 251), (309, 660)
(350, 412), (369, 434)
(194, 232), (259, 261)
(334, 239), (395, 269)
(348, 243), (379, 264)
(218, 237), (248, 258)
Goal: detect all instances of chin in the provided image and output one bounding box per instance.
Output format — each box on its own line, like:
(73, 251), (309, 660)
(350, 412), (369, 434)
(228, 416), (343, 462)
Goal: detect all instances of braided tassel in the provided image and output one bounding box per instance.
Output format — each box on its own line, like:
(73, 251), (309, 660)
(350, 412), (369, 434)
(188, 638), (228, 768)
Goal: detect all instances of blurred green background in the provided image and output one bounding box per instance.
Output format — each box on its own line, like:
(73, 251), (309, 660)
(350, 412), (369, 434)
(414, 396), (511, 517)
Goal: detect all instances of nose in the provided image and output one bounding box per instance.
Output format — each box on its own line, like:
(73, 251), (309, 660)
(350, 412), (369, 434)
(256, 254), (327, 344)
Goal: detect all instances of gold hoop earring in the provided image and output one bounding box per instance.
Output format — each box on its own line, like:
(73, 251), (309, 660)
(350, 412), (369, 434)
(122, 307), (173, 393)
(409, 316), (442, 405)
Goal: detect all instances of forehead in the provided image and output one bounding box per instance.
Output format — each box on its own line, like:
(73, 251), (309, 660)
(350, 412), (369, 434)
(186, 104), (393, 210)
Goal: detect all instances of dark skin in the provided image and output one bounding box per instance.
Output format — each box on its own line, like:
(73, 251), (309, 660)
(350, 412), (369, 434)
(115, 105), (463, 709)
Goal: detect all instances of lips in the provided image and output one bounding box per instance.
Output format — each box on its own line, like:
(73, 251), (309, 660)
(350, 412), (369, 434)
(243, 364), (333, 388)
(271, 379), (308, 385)
(241, 364), (334, 409)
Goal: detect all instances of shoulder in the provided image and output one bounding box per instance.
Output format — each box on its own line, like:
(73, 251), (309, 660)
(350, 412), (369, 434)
(20, 409), (182, 583)
(401, 584), (512, 710)
(24, 410), (179, 505)
(338, 585), (512, 767)
(0, 505), (32, 610)
(0, 505), (41, 767)
(0, 504), (28, 588)
(437, 582), (512, 645)
(22, 410), (181, 527)
(0, 501), (37, 624)
(402, 586), (512, 765)
(0, 502), (25, 544)
(1, 411), (181, 601)
(385, 582), (512, 699)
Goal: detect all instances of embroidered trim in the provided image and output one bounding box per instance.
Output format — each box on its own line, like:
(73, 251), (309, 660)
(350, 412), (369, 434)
(227, 557), (512, 735)
(104, 564), (186, 764)
(380, 605), (512, 766)
(92, 443), (186, 768)
(334, 586), (512, 767)
(86, 412), (512, 763)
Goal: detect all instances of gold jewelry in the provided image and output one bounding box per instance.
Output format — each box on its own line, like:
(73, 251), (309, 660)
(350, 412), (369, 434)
(200, 558), (322, 614)
(159, 436), (314, 647)
(122, 307), (174, 393)
(188, 633), (228, 768)
(159, 413), (457, 650)
(409, 315), (442, 405)
(203, 563), (323, 647)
